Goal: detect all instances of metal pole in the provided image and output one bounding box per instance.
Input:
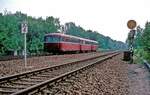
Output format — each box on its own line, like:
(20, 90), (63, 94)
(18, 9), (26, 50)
(21, 21), (28, 67)
(24, 33), (27, 67)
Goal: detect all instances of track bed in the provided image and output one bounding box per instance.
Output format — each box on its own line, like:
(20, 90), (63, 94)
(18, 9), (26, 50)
(0, 52), (118, 95)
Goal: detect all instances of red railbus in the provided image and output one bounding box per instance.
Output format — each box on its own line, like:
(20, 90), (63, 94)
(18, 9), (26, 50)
(44, 33), (98, 53)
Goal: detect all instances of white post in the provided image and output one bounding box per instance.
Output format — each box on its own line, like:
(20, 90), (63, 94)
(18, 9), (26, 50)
(21, 21), (28, 67)
(24, 33), (27, 67)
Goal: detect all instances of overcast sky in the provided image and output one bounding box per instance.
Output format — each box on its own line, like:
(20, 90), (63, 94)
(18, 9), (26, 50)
(1, 0), (150, 42)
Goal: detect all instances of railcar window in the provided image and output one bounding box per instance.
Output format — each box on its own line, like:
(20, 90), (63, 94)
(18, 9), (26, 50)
(75, 38), (80, 43)
(46, 36), (60, 43)
(70, 38), (79, 43)
(80, 40), (83, 44)
(91, 42), (94, 45)
(83, 41), (85, 44)
(85, 41), (87, 44)
(63, 37), (69, 42)
(61, 37), (79, 43)
(85, 41), (89, 44)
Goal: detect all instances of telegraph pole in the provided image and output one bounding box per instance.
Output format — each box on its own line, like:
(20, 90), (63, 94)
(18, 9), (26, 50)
(21, 21), (28, 67)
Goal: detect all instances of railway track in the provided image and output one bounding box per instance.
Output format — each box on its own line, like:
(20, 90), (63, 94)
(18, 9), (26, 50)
(0, 51), (120, 95)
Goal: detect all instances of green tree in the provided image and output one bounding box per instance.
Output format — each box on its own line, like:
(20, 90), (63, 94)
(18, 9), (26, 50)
(134, 26), (143, 48)
(0, 11), (61, 55)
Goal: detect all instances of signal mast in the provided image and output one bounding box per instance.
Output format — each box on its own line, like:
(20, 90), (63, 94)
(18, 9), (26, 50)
(127, 20), (137, 63)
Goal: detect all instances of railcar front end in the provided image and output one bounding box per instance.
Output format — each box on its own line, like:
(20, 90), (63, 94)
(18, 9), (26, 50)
(44, 35), (60, 53)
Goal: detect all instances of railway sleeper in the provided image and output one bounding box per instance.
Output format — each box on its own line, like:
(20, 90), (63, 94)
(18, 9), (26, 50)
(0, 89), (15, 94)
(0, 85), (25, 89)
(0, 87), (18, 91)
(1, 77), (21, 84)
(12, 81), (36, 86)
(30, 76), (49, 80)
(41, 73), (52, 76)
(36, 75), (51, 78)
(20, 79), (43, 83)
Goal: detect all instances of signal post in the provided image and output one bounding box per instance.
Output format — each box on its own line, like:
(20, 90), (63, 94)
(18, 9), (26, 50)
(21, 21), (28, 67)
(127, 20), (137, 63)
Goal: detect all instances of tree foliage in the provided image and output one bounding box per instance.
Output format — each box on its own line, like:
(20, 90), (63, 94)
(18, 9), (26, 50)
(132, 22), (150, 61)
(0, 11), (60, 55)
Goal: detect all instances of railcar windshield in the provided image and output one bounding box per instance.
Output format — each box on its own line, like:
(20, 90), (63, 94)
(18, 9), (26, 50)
(45, 36), (60, 43)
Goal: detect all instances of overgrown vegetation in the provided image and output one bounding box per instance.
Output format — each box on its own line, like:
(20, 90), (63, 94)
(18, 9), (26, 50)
(129, 22), (150, 62)
(0, 11), (127, 55)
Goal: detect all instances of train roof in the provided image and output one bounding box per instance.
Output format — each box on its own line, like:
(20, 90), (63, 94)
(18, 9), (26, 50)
(45, 33), (98, 43)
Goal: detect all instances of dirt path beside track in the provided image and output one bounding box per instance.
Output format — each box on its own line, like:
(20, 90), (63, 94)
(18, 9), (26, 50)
(128, 63), (150, 95)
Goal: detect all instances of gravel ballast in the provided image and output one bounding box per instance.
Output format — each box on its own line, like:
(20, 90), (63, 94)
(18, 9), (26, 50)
(51, 53), (150, 95)
(0, 52), (101, 77)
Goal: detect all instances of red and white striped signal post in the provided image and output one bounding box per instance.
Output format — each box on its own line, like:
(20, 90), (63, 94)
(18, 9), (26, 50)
(21, 21), (28, 67)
